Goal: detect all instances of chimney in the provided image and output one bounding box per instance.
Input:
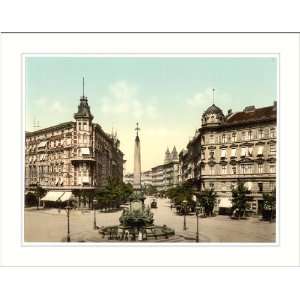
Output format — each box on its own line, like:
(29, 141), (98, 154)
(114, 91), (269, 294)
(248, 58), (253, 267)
(227, 109), (232, 115)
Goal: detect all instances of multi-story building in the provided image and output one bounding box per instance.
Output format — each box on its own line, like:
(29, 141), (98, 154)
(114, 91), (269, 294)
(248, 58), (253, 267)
(25, 86), (124, 201)
(179, 102), (277, 214)
(151, 147), (179, 192)
(123, 170), (153, 188)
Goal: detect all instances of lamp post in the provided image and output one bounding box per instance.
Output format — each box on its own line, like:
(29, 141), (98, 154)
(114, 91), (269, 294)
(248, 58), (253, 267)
(195, 203), (201, 243)
(93, 199), (97, 230)
(183, 199), (187, 231)
(66, 205), (71, 242)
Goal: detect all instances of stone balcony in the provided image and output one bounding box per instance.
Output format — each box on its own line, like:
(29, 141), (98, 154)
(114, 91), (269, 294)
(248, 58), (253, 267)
(70, 155), (96, 163)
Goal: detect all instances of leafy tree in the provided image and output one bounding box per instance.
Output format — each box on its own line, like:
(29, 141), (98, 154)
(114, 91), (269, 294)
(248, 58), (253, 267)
(166, 182), (195, 214)
(25, 192), (37, 207)
(262, 188), (276, 222)
(34, 184), (46, 209)
(198, 188), (217, 217)
(95, 178), (133, 211)
(231, 182), (251, 219)
(144, 184), (157, 196)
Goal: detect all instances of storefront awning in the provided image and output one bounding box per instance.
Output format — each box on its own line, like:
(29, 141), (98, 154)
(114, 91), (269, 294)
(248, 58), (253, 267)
(41, 191), (64, 202)
(59, 192), (73, 202)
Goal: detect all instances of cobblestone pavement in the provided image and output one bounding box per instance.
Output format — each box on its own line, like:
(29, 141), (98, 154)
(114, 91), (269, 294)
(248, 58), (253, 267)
(24, 197), (276, 243)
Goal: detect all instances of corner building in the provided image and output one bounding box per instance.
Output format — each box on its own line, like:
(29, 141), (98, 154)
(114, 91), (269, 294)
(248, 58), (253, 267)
(25, 90), (124, 197)
(179, 102), (277, 214)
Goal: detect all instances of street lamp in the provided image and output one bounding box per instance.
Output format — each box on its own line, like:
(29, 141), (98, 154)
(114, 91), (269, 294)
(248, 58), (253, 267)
(195, 203), (201, 243)
(93, 199), (97, 230)
(182, 199), (187, 231)
(66, 205), (71, 242)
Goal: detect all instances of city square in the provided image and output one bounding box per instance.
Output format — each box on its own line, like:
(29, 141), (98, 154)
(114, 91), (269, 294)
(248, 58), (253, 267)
(24, 197), (275, 243)
(24, 57), (277, 243)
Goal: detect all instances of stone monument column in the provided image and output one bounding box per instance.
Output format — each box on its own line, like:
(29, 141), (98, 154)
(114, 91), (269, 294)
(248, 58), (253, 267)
(133, 122), (141, 191)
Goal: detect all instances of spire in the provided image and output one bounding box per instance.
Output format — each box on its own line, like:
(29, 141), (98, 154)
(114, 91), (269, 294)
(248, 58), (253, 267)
(212, 88), (215, 105)
(74, 77), (94, 120)
(135, 122), (140, 137)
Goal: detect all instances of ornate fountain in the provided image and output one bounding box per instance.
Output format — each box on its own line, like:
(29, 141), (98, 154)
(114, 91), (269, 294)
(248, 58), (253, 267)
(99, 123), (175, 241)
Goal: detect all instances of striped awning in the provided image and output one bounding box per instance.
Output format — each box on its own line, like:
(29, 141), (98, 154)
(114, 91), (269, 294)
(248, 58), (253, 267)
(41, 191), (64, 202)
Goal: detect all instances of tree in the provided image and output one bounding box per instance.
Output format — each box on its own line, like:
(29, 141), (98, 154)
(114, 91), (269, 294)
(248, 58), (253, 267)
(95, 178), (133, 211)
(262, 188), (276, 222)
(198, 188), (217, 217)
(231, 182), (251, 219)
(166, 182), (195, 214)
(25, 192), (37, 207)
(34, 184), (46, 209)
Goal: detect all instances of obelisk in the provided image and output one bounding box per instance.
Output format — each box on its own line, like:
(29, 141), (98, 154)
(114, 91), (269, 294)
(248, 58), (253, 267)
(133, 122), (141, 191)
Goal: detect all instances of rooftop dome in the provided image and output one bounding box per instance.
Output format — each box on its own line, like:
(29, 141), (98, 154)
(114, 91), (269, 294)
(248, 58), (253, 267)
(201, 104), (224, 127)
(202, 104), (224, 117)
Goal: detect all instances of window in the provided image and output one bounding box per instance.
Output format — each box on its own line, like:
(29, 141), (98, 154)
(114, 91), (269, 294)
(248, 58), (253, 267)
(201, 136), (205, 144)
(232, 166), (237, 175)
(241, 165), (245, 174)
(247, 147), (253, 157)
(232, 132), (237, 143)
(221, 149), (226, 158)
(257, 145), (264, 156)
(240, 147), (246, 157)
(241, 132), (246, 141)
(258, 164), (263, 174)
(83, 122), (87, 131)
(258, 129), (264, 139)
(231, 148), (237, 157)
(270, 128), (276, 138)
(210, 135), (214, 144)
(221, 165), (227, 174)
(245, 164), (253, 174)
(264, 128), (269, 138)
(258, 183), (263, 192)
(209, 151), (215, 159)
(269, 164), (275, 173)
(247, 130), (252, 141)
(270, 144), (276, 155)
(222, 134), (226, 144)
(210, 166), (214, 175)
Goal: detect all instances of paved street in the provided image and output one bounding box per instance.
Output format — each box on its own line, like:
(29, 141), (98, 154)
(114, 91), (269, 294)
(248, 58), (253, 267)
(24, 197), (276, 243)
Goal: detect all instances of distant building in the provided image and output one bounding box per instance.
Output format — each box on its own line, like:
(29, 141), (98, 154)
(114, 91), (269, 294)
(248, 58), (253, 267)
(124, 170), (152, 188)
(25, 81), (124, 202)
(179, 101), (277, 214)
(152, 146), (179, 192)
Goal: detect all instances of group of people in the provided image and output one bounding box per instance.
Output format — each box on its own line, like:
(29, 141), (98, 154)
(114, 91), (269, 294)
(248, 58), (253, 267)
(106, 227), (147, 241)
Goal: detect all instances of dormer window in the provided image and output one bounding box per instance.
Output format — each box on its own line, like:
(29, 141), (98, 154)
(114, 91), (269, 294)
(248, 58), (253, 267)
(258, 129), (264, 139)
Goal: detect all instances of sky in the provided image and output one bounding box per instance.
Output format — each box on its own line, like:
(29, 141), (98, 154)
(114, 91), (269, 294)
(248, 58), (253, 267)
(25, 57), (277, 173)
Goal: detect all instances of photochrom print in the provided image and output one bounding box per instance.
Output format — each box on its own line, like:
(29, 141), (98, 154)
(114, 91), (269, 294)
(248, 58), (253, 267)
(24, 56), (277, 243)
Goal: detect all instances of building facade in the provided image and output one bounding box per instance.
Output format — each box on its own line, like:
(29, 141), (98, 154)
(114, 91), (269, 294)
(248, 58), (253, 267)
(123, 170), (153, 188)
(25, 89), (124, 197)
(151, 147), (179, 192)
(179, 102), (277, 214)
